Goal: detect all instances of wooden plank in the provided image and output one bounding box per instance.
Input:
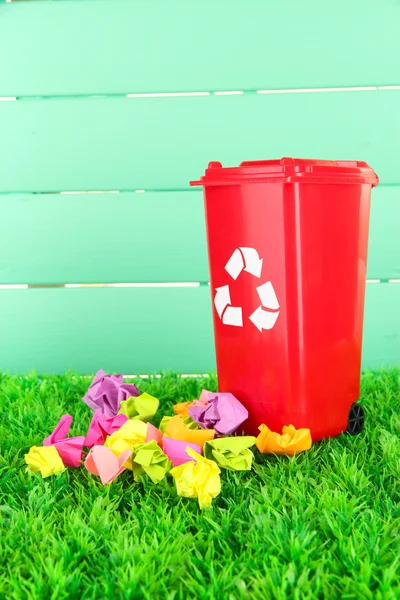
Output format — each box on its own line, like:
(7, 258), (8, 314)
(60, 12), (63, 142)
(362, 283), (400, 369)
(0, 186), (398, 285)
(368, 186), (400, 280)
(0, 192), (208, 284)
(0, 90), (399, 193)
(0, 0), (399, 96)
(0, 283), (398, 375)
(0, 286), (216, 374)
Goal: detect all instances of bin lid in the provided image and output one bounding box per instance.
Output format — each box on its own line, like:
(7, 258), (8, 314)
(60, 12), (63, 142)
(191, 158), (379, 186)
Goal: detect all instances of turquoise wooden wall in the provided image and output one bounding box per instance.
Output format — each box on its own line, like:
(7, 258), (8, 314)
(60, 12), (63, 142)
(0, 0), (399, 374)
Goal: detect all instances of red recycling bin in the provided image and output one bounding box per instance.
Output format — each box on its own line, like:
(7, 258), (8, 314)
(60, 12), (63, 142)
(192, 158), (379, 441)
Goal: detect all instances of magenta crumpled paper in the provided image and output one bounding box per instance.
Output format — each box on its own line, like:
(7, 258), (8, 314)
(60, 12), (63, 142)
(43, 414), (85, 467)
(162, 437), (201, 468)
(84, 411), (129, 448)
(188, 392), (248, 435)
(83, 370), (140, 417)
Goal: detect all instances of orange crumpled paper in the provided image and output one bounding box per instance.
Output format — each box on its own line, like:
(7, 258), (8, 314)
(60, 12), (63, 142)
(165, 415), (215, 451)
(173, 389), (212, 418)
(256, 424), (312, 456)
(173, 401), (193, 418)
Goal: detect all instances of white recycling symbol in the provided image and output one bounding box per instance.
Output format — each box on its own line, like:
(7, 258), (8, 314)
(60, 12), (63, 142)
(214, 247), (280, 332)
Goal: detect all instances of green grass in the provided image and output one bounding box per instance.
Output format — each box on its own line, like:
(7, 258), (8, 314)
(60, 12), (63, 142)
(0, 369), (399, 600)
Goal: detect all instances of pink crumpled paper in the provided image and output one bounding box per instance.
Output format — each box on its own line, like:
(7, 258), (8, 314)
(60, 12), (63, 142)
(43, 414), (85, 467)
(162, 437), (201, 468)
(193, 389), (212, 407)
(146, 423), (163, 447)
(84, 445), (132, 485)
(84, 411), (129, 448)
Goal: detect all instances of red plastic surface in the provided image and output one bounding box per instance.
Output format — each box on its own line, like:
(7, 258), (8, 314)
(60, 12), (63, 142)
(193, 157), (379, 186)
(192, 158), (378, 441)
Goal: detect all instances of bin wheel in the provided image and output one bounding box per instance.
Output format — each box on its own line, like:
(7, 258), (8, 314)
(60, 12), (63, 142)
(347, 403), (365, 435)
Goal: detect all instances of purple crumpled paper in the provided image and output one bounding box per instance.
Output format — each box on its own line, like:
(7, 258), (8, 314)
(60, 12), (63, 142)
(83, 370), (140, 417)
(188, 392), (248, 436)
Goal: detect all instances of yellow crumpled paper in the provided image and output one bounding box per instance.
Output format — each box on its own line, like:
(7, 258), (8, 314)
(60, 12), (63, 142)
(132, 440), (172, 484)
(256, 424), (312, 456)
(104, 419), (147, 469)
(24, 445), (66, 478)
(118, 392), (159, 422)
(169, 447), (221, 509)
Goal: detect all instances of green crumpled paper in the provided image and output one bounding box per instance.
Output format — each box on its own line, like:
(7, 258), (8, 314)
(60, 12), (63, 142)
(204, 436), (256, 471)
(118, 392), (159, 422)
(159, 415), (199, 434)
(159, 416), (172, 434)
(132, 440), (172, 484)
(183, 416), (200, 430)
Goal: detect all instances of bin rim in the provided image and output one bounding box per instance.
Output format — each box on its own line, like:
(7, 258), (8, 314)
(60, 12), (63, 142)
(191, 157), (379, 187)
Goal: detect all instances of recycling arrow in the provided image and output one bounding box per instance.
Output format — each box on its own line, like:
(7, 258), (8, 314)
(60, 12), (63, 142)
(225, 247), (263, 280)
(249, 306), (280, 332)
(248, 281), (280, 331)
(222, 306), (243, 327)
(256, 281), (280, 310)
(214, 285), (231, 318)
(214, 286), (243, 327)
(214, 248), (280, 331)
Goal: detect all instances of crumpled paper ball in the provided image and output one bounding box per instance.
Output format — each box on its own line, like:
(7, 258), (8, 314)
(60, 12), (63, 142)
(25, 445), (66, 478)
(84, 411), (129, 448)
(188, 392), (248, 435)
(172, 389), (214, 418)
(118, 392), (159, 422)
(159, 416), (173, 434)
(131, 440), (172, 484)
(83, 370), (140, 417)
(204, 436), (256, 471)
(194, 389), (212, 407)
(159, 415), (199, 434)
(104, 420), (147, 469)
(146, 423), (163, 447)
(173, 401), (192, 418)
(84, 445), (132, 485)
(43, 414), (85, 468)
(170, 447), (221, 509)
(256, 424), (312, 456)
(162, 437), (201, 468)
(165, 415), (215, 451)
